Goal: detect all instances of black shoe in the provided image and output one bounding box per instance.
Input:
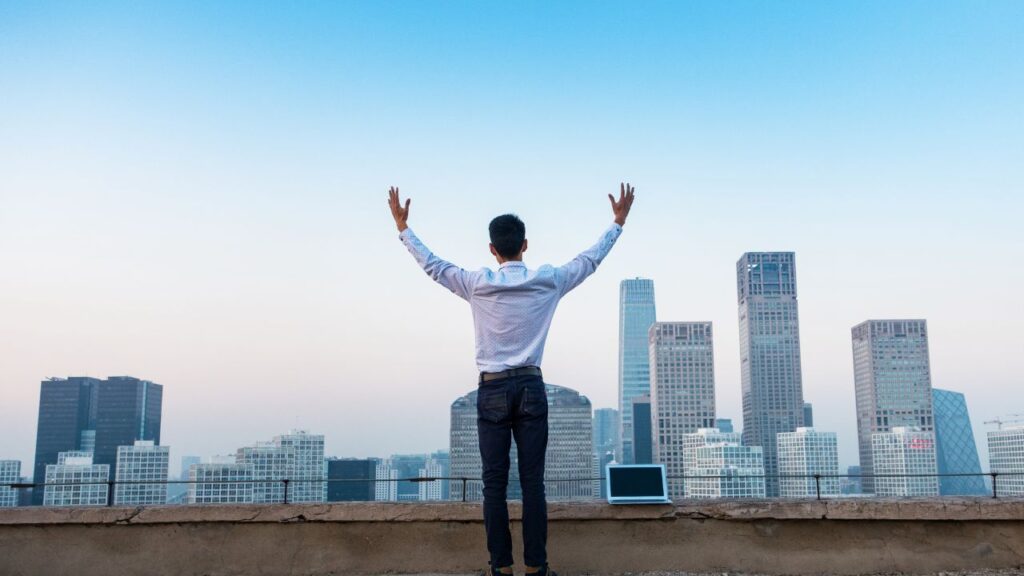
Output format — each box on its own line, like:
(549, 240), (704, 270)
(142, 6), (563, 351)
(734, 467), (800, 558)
(480, 562), (513, 576)
(530, 564), (557, 576)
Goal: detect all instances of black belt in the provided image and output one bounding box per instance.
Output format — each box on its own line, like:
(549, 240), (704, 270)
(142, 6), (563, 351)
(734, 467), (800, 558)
(479, 366), (542, 383)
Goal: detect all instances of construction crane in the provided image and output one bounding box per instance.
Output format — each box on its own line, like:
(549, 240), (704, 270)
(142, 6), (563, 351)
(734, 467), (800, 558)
(984, 414), (1024, 430)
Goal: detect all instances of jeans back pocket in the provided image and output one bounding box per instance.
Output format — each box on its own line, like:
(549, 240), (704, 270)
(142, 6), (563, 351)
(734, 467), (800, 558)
(477, 387), (510, 423)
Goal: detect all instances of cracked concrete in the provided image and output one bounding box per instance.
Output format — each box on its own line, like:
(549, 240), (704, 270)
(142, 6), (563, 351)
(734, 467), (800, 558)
(1, 499), (1024, 575)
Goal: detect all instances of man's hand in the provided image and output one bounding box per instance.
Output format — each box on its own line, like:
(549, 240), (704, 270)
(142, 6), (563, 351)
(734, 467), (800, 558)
(609, 182), (635, 226)
(388, 186), (410, 232)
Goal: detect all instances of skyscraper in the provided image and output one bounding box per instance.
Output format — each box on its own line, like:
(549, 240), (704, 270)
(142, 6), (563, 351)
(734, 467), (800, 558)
(619, 278), (656, 464)
(871, 427), (939, 497)
(114, 441), (169, 505)
(776, 428), (840, 498)
(931, 389), (987, 496)
(450, 384), (593, 501)
(44, 452), (109, 506)
(649, 322), (717, 498)
(852, 320), (935, 495)
(326, 458), (377, 502)
(0, 461), (20, 507)
(803, 403), (814, 427)
(736, 253), (805, 497)
(32, 376), (162, 505)
(987, 425), (1024, 497)
(631, 395), (653, 465)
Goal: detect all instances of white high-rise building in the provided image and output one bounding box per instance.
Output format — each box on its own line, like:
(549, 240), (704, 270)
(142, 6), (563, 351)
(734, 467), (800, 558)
(684, 442), (765, 499)
(44, 452), (110, 506)
(273, 430), (325, 502)
(375, 458), (398, 502)
(114, 440), (169, 505)
(777, 428), (840, 498)
(450, 383), (594, 501)
(0, 460), (20, 507)
(987, 425), (1024, 497)
(683, 428), (742, 478)
(187, 459), (254, 504)
(852, 320), (936, 495)
(418, 457), (445, 501)
(237, 442), (293, 503)
(649, 322), (717, 499)
(871, 427), (939, 497)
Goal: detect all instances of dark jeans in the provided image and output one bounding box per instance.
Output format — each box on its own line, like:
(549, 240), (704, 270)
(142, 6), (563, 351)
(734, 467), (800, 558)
(476, 374), (549, 569)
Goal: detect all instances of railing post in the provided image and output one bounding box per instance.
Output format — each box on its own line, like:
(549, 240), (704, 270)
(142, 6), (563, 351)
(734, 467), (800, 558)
(283, 479), (290, 504)
(814, 474), (821, 500)
(991, 472), (998, 499)
(461, 478), (467, 502)
(106, 480), (115, 506)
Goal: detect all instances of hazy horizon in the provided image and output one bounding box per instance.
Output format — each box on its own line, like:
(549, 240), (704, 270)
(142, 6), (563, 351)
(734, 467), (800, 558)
(2, 1), (1022, 477)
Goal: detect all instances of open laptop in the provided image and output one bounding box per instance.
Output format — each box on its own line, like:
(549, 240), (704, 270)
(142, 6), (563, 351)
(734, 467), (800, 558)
(606, 464), (672, 504)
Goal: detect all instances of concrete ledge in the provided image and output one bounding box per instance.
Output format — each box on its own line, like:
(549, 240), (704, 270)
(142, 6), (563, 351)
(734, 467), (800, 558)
(2, 499), (1024, 575)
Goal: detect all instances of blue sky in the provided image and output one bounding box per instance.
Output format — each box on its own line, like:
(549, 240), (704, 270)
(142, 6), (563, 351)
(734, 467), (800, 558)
(1, 1), (1022, 473)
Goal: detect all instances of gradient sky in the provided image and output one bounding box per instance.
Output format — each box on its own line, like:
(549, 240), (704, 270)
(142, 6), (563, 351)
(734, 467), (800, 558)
(1, 1), (1022, 475)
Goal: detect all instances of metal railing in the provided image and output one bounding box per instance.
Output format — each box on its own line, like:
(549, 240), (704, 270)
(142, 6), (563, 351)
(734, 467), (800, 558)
(1, 471), (1021, 507)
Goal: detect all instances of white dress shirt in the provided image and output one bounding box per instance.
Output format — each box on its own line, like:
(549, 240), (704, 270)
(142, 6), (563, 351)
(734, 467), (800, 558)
(400, 222), (623, 373)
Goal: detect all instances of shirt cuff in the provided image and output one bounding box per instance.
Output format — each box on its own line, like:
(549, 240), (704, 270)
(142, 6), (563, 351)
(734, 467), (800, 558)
(399, 228), (414, 241)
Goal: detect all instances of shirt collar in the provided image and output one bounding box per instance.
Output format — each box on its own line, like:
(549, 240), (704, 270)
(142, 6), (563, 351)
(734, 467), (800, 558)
(499, 261), (527, 269)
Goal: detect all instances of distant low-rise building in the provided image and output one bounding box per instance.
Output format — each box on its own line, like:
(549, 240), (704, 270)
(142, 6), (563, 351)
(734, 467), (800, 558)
(44, 452), (109, 506)
(777, 428), (839, 498)
(871, 427), (939, 497)
(114, 441), (169, 505)
(685, 442), (765, 499)
(326, 458), (376, 502)
(987, 425), (1024, 497)
(187, 460), (254, 504)
(0, 460), (20, 507)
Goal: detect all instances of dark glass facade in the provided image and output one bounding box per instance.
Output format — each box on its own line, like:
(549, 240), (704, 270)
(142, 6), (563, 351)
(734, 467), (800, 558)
(326, 458), (376, 501)
(632, 397), (653, 465)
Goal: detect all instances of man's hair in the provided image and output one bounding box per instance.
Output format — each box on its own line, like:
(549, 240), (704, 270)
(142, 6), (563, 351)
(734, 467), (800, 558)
(488, 214), (526, 259)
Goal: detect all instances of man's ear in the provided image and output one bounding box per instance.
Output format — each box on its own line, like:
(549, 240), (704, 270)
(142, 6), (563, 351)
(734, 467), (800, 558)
(489, 243), (498, 257)
(521, 239), (528, 254)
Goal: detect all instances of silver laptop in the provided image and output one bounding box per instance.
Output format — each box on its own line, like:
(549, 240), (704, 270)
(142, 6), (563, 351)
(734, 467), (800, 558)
(606, 464), (672, 504)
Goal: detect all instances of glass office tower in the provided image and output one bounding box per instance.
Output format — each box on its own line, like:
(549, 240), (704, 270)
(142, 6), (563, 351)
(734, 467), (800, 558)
(931, 388), (987, 496)
(736, 253), (805, 497)
(852, 320), (935, 494)
(618, 278), (656, 464)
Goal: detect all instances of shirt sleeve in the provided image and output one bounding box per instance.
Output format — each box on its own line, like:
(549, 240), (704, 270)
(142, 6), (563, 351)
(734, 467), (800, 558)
(399, 228), (475, 301)
(555, 222), (623, 296)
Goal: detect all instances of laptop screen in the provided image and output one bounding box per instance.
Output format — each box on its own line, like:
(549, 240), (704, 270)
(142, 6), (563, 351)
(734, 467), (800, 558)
(608, 465), (666, 498)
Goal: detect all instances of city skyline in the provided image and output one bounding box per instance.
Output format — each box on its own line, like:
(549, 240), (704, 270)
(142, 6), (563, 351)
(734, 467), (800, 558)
(2, 2), (1023, 472)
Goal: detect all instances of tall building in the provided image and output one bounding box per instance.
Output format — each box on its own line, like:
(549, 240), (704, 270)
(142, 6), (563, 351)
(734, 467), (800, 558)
(685, 442), (766, 499)
(715, 418), (734, 434)
(450, 384), (593, 501)
(776, 428), (840, 498)
(649, 322), (717, 498)
(187, 460), (254, 504)
(736, 253), (805, 497)
(803, 403), (814, 427)
(32, 376), (162, 505)
(931, 389), (987, 496)
(237, 442), (293, 503)
(273, 430), (325, 503)
(592, 408), (619, 460)
(852, 320), (935, 494)
(619, 278), (656, 464)
(682, 428), (741, 498)
(631, 395), (653, 464)
(114, 440), (169, 505)
(987, 425), (1024, 497)
(0, 460), (20, 507)
(871, 427), (939, 497)
(44, 452), (109, 506)
(326, 458), (377, 502)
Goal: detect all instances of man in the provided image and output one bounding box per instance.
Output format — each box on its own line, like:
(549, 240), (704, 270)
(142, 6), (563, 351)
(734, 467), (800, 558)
(388, 184), (635, 576)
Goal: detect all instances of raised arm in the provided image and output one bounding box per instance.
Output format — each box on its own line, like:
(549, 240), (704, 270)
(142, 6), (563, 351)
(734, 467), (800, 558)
(389, 186), (475, 300)
(557, 183), (636, 295)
